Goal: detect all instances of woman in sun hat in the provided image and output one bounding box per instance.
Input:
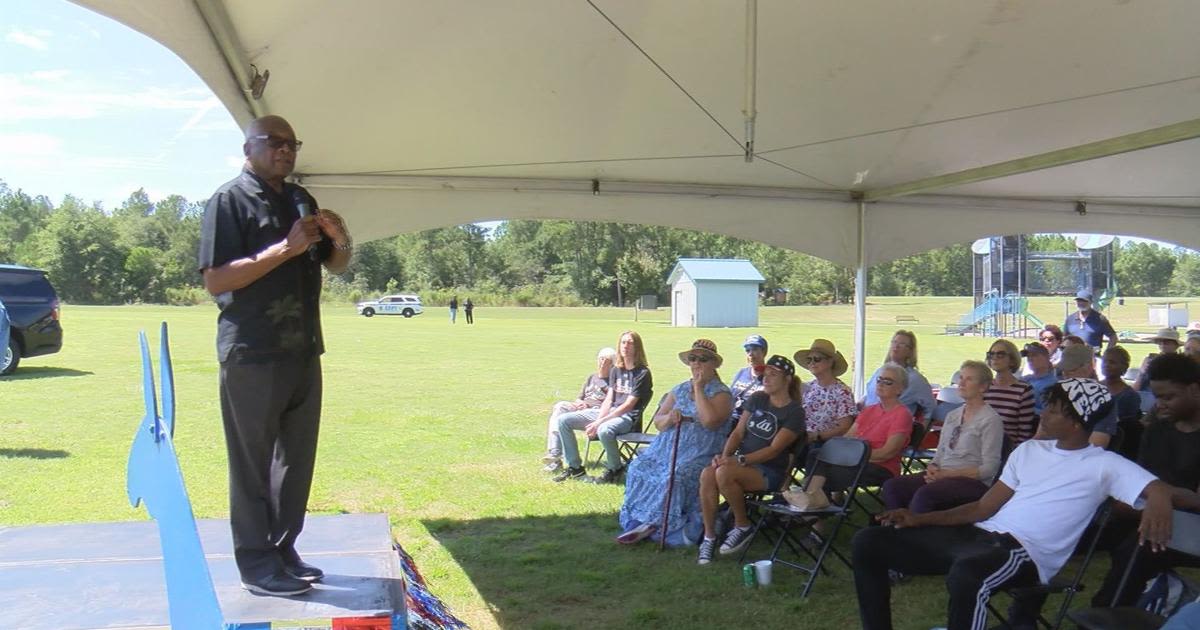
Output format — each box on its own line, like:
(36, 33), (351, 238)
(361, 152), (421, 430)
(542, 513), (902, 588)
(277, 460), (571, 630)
(696, 355), (804, 564)
(795, 339), (856, 446)
(617, 339), (732, 547)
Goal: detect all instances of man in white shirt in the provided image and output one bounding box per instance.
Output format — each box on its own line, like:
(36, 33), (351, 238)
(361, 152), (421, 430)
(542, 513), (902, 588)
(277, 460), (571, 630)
(851, 378), (1189, 630)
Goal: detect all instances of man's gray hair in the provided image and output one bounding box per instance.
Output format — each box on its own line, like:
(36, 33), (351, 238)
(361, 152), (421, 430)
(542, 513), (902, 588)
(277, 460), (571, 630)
(597, 347), (617, 361)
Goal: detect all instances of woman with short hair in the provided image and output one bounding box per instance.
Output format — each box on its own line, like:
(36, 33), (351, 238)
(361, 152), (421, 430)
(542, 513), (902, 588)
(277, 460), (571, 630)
(882, 360), (1004, 513)
(983, 339), (1036, 445)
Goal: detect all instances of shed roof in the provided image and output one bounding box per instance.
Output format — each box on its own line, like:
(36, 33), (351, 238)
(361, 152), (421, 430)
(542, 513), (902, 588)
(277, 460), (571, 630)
(667, 258), (765, 285)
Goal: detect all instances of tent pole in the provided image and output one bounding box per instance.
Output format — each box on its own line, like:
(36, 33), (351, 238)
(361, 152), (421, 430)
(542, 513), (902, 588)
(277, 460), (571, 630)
(742, 0), (757, 162)
(853, 200), (868, 399)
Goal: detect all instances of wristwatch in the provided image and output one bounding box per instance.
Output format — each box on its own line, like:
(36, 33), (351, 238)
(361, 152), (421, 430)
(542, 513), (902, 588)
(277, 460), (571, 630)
(736, 453), (747, 466)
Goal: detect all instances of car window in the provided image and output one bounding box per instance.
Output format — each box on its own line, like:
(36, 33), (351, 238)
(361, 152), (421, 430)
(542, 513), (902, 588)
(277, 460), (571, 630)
(0, 271), (54, 301)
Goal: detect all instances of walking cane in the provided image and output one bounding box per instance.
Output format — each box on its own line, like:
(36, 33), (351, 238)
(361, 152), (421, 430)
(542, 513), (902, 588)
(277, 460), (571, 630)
(658, 415), (687, 551)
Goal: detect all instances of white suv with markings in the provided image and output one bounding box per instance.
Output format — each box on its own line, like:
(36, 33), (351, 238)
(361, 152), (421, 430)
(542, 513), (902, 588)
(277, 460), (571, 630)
(356, 294), (423, 318)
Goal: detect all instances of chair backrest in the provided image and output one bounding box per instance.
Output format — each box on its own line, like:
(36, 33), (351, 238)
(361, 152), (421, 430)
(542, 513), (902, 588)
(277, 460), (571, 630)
(807, 437), (870, 494)
(1167, 509), (1200, 557)
(908, 421), (927, 451)
(630, 387), (657, 433)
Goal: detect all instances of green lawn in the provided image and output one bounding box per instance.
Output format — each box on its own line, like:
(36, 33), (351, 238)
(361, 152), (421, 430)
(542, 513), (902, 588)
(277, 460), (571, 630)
(0, 297), (1187, 629)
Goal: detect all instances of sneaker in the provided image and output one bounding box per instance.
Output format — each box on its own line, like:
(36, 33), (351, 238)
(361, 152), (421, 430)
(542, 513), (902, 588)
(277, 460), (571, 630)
(616, 523), (657, 545)
(782, 487), (830, 512)
(284, 558), (324, 582)
(242, 571), (313, 597)
(541, 452), (560, 465)
(542, 459), (563, 473)
(697, 538), (716, 565)
(719, 526), (754, 556)
(552, 466), (586, 482)
(587, 466), (625, 484)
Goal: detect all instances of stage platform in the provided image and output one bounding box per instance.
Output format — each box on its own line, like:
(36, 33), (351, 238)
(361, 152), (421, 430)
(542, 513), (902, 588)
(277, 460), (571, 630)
(0, 513), (405, 629)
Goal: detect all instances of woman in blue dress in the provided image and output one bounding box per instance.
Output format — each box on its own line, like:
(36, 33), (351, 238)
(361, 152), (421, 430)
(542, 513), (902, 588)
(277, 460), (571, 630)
(617, 339), (732, 547)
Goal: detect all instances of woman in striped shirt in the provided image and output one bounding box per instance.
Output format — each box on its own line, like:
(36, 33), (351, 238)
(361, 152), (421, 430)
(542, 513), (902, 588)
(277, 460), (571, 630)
(983, 339), (1036, 445)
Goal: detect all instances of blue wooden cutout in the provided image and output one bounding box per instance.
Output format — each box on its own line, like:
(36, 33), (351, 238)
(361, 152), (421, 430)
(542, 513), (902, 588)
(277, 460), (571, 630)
(127, 323), (227, 630)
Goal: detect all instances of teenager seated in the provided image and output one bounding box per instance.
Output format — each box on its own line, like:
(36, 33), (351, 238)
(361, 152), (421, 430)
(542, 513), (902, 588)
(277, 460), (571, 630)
(786, 362), (912, 510)
(728, 334), (768, 424)
(1099, 345), (1144, 460)
(1092, 353), (1200, 608)
(697, 355), (804, 564)
(881, 360), (1003, 514)
(542, 346), (616, 472)
(851, 378), (1191, 630)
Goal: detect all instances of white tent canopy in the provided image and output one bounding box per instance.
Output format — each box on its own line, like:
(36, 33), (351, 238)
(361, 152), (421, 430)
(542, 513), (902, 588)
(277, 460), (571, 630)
(73, 0), (1200, 392)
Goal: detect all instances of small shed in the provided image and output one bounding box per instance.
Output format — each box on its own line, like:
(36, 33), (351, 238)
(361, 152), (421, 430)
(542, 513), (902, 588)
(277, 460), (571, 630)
(667, 258), (765, 328)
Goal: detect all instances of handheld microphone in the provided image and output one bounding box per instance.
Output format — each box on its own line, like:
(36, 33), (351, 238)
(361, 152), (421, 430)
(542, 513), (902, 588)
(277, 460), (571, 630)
(290, 188), (319, 262)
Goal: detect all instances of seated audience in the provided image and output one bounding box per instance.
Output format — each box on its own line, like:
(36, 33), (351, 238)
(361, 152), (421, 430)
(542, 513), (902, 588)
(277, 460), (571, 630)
(697, 355), (804, 564)
(1093, 353), (1200, 607)
(787, 362), (912, 509)
(862, 330), (935, 418)
(1041, 324), (1065, 367)
(1099, 345), (1143, 459)
(728, 334), (768, 424)
(1062, 334), (1088, 349)
(617, 339), (732, 546)
(852, 379), (1192, 630)
(1134, 327), (1182, 391)
(795, 339), (856, 445)
(882, 360), (1003, 514)
(1019, 343), (1057, 418)
(983, 339), (1036, 445)
(542, 347), (616, 472)
(554, 331), (652, 483)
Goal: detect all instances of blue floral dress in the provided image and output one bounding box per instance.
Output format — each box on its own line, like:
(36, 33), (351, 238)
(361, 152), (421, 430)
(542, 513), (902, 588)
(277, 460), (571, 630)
(618, 377), (731, 547)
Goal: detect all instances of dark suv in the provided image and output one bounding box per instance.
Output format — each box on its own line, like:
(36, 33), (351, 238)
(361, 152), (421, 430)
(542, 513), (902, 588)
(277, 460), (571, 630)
(0, 264), (63, 375)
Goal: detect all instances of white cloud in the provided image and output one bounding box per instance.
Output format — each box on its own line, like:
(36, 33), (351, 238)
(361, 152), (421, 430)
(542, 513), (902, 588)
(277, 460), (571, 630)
(29, 69), (69, 81)
(0, 132), (62, 156)
(0, 73), (218, 121)
(225, 155), (246, 169)
(5, 29), (49, 51)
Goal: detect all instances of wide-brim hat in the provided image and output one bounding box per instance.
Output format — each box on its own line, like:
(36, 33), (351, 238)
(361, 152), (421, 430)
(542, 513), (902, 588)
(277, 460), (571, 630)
(678, 338), (723, 368)
(1058, 344), (1095, 373)
(794, 339), (848, 377)
(1151, 327), (1181, 344)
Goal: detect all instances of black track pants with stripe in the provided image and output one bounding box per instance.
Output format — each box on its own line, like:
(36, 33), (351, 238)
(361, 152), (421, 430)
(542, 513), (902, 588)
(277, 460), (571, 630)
(853, 524), (1040, 630)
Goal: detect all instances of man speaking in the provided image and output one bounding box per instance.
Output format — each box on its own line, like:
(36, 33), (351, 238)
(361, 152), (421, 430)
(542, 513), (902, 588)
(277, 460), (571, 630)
(198, 115), (352, 596)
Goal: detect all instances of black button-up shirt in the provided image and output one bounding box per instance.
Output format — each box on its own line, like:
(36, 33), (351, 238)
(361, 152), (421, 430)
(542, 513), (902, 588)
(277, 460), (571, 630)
(198, 168), (331, 364)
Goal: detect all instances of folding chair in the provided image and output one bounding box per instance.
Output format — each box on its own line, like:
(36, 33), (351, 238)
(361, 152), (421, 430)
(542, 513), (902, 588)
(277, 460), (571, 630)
(1069, 509), (1200, 630)
(900, 420), (930, 475)
(987, 499), (1115, 630)
(584, 393), (664, 467)
(737, 437), (870, 597)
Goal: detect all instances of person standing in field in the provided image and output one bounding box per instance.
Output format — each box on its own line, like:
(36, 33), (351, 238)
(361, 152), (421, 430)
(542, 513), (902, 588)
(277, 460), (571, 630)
(464, 298), (474, 324)
(449, 295), (458, 324)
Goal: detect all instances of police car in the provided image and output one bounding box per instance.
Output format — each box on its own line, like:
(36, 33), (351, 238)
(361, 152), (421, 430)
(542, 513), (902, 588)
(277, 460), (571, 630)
(356, 294), (423, 318)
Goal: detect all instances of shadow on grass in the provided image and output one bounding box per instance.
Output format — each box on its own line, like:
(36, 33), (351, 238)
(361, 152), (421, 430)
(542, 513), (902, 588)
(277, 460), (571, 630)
(4, 367), (94, 381)
(0, 448), (70, 459)
(423, 512), (864, 630)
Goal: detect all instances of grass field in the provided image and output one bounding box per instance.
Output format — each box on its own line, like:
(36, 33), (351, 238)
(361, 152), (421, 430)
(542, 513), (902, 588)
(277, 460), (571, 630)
(0, 296), (1190, 629)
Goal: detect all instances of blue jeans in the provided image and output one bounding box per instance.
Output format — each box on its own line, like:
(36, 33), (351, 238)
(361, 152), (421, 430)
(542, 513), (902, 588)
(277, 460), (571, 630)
(558, 411), (634, 471)
(449, 308), (457, 323)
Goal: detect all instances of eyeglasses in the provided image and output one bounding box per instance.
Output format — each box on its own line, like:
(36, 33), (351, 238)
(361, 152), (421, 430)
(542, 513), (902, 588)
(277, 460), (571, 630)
(1040, 335), (1057, 342)
(948, 425), (963, 450)
(250, 134), (303, 152)
(876, 377), (896, 386)
(687, 354), (712, 364)
(805, 355), (827, 364)
(986, 351), (1009, 358)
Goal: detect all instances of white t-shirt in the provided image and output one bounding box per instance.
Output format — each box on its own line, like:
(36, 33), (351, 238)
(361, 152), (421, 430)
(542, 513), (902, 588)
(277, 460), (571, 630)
(975, 439), (1157, 583)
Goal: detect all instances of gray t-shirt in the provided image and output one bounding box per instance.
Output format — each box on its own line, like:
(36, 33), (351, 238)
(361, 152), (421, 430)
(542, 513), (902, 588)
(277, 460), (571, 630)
(740, 392), (806, 477)
(578, 373), (610, 407)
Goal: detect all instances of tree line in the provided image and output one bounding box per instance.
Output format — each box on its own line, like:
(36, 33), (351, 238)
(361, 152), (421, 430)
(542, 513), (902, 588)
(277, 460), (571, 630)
(1, 181), (1198, 306)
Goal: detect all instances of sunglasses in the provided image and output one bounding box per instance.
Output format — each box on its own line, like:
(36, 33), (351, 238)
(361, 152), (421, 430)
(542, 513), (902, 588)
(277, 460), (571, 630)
(805, 355), (827, 364)
(986, 351), (1009, 358)
(948, 425), (963, 450)
(1040, 336), (1057, 342)
(687, 354), (712, 364)
(250, 134), (303, 152)
(876, 377), (896, 386)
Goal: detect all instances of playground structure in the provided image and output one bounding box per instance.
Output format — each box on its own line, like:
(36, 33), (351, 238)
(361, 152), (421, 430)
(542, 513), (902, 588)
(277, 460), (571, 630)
(947, 234), (1116, 337)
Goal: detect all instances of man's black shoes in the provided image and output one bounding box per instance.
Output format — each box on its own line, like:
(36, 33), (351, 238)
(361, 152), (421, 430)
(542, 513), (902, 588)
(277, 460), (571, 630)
(241, 571), (312, 596)
(284, 558), (325, 582)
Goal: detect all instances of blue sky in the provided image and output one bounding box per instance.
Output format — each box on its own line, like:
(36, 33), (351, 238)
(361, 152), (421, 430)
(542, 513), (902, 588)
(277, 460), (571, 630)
(0, 0), (243, 209)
